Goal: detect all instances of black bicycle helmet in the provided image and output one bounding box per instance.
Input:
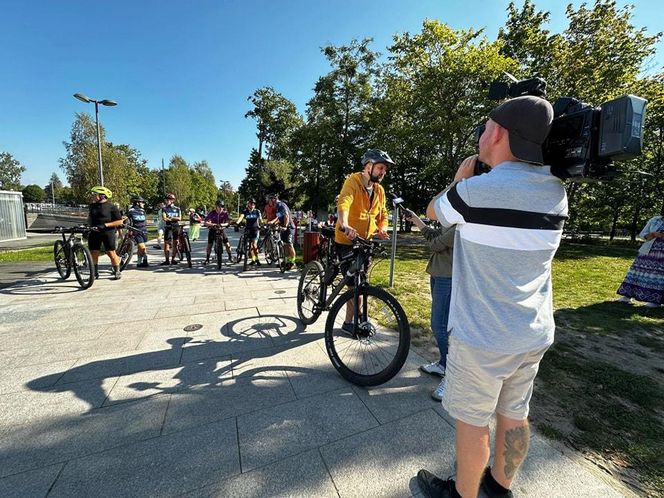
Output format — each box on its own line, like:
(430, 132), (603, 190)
(247, 198), (256, 204)
(361, 149), (395, 166)
(131, 195), (145, 204)
(267, 193), (278, 200)
(215, 199), (225, 207)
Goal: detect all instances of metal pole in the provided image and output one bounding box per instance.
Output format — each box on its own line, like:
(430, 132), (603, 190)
(388, 204), (398, 288)
(94, 101), (104, 186)
(51, 180), (55, 206)
(161, 158), (165, 196)
(237, 192), (240, 216)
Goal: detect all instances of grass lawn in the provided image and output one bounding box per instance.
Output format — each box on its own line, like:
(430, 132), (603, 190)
(370, 239), (663, 497)
(0, 245), (54, 263)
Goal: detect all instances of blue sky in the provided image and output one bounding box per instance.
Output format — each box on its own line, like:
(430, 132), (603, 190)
(1, 0), (661, 190)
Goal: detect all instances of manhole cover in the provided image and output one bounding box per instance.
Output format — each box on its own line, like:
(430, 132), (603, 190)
(183, 324), (203, 332)
(275, 290), (286, 294)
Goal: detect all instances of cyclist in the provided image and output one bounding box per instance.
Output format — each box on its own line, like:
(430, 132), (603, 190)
(266, 193), (296, 270)
(153, 202), (165, 249)
(204, 200), (233, 265)
(126, 195), (149, 267)
(161, 193), (182, 265)
(235, 198), (262, 266)
(336, 149), (392, 333)
(87, 186), (125, 280)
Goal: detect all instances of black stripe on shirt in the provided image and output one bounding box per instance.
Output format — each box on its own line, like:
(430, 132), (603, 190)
(447, 184), (567, 231)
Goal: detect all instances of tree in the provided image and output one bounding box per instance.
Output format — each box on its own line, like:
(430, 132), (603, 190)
(188, 160), (218, 211)
(217, 181), (238, 215)
(44, 173), (64, 204)
(164, 155), (192, 208)
(0, 152), (26, 191)
(21, 184), (45, 203)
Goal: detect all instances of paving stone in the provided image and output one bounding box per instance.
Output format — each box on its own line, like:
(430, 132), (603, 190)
(237, 388), (379, 471)
(319, 409), (455, 498)
(48, 419), (240, 498)
(162, 376), (296, 435)
(105, 356), (233, 405)
(0, 359), (76, 395)
(0, 463), (63, 498)
(0, 396), (169, 477)
(57, 347), (182, 384)
(184, 449), (337, 498)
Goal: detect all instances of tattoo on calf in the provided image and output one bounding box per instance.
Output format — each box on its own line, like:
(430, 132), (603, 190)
(503, 425), (530, 479)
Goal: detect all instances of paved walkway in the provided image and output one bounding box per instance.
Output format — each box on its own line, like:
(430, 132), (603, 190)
(0, 230), (633, 497)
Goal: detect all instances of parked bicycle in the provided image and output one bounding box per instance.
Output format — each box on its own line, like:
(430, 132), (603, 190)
(52, 225), (97, 289)
(173, 223), (192, 268)
(116, 224), (146, 271)
(296, 235), (410, 386)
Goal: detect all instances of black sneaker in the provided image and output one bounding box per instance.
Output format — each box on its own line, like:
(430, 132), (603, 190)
(255, 260), (262, 267)
(159, 260), (170, 266)
(248, 260), (256, 266)
(340, 322), (355, 337)
(204, 258), (210, 265)
(480, 467), (513, 498)
(416, 470), (457, 498)
(170, 259), (179, 265)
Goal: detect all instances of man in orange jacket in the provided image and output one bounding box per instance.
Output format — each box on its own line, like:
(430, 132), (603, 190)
(335, 149), (393, 333)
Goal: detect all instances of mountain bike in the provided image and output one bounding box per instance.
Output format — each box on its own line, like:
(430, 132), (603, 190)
(116, 224), (146, 271)
(296, 235), (410, 386)
(208, 223), (231, 270)
(52, 225), (97, 289)
(172, 223), (192, 268)
(316, 225), (340, 284)
(234, 225), (250, 271)
(261, 224), (284, 268)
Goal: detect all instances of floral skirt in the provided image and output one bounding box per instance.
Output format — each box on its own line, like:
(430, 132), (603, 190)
(617, 237), (664, 304)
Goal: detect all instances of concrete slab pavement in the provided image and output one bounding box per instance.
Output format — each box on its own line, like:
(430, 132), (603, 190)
(0, 228), (634, 497)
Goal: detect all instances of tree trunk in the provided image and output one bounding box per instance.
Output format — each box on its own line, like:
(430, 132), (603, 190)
(609, 209), (619, 240)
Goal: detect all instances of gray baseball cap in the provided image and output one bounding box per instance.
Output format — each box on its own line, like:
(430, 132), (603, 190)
(489, 95), (554, 165)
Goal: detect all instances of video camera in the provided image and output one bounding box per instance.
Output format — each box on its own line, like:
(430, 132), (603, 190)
(477, 74), (647, 181)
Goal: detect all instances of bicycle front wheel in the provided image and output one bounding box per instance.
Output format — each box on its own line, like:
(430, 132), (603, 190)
(235, 236), (245, 264)
(243, 238), (249, 271)
(215, 239), (223, 270)
(53, 240), (71, 279)
(118, 238), (134, 271)
(264, 238), (274, 265)
(72, 244), (95, 289)
(324, 285), (410, 386)
(184, 234), (192, 268)
(297, 261), (324, 325)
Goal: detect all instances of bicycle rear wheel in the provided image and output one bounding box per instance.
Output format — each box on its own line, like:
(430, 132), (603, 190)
(215, 239), (223, 270)
(297, 261), (325, 325)
(324, 285), (410, 386)
(118, 238), (134, 271)
(53, 240), (71, 279)
(72, 244), (95, 289)
(264, 237), (274, 265)
(183, 234), (192, 268)
(243, 238), (249, 271)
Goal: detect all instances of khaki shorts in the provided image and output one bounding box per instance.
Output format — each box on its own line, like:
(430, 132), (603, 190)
(441, 335), (549, 427)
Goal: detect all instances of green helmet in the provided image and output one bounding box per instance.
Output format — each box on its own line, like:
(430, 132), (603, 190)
(90, 186), (113, 199)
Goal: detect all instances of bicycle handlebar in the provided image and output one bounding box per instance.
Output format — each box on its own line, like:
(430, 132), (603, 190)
(53, 225), (98, 234)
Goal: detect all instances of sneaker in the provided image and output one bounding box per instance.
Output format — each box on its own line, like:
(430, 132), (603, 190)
(431, 379), (446, 401)
(616, 296), (631, 303)
(137, 261), (148, 268)
(113, 268), (122, 280)
(420, 361), (446, 377)
(204, 258), (210, 265)
(159, 260), (170, 266)
(416, 469), (457, 497)
(248, 260), (257, 266)
(480, 467), (514, 498)
(170, 259), (179, 265)
(645, 302), (661, 308)
(340, 322), (355, 336)
(255, 260), (262, 267)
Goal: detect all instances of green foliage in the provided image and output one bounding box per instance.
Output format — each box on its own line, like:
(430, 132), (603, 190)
(21, 184), (45, 203)
(0, 151), (26, 191)
(217, 181), (238, 214)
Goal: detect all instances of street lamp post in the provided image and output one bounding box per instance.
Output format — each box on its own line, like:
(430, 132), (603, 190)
(73, 93), (117, 186)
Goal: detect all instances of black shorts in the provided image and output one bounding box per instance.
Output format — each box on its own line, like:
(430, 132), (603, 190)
(208, 228), (229, 245)
(88, 230), (117, 252)
(164, 224), (180, 242)
(245, 227), (259, 241)
(133, 230), (148, 245)
(280, 227), (293, 245)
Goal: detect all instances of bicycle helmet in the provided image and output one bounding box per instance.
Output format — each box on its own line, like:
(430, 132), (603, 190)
(90, 186), (113, 199)
(131, 195), (145, 204)
(247, 198), (256, 204)
(215, 199), (225, 207)
(165, 193), (176, 200)
(361, 149), (395, 166)
(267, 193), (278, 200)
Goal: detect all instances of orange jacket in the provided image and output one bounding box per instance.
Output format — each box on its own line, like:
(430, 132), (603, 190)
(335, 172), (388, 245)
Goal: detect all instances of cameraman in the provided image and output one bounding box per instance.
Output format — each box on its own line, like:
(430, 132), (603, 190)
(418, 96), (568, 498)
